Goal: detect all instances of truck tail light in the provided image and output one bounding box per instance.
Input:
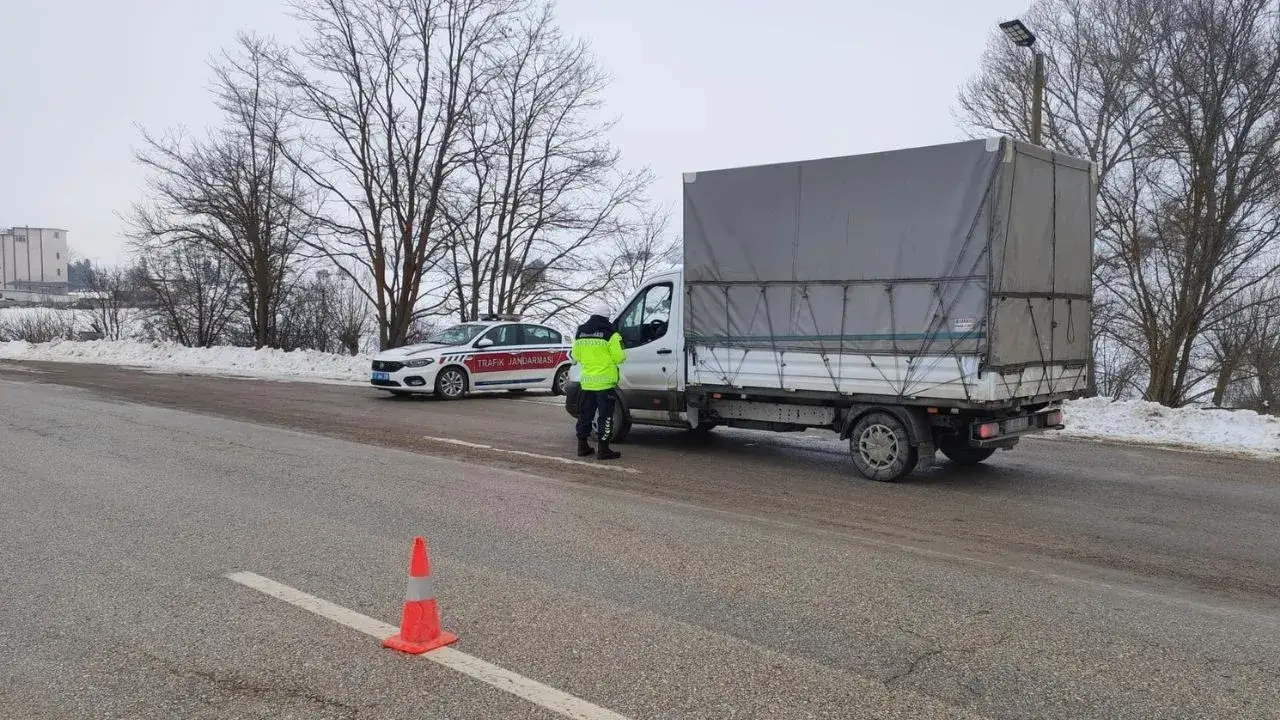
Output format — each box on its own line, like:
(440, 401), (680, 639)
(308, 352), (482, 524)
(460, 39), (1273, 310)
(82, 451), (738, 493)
(977, 421), (1000, 439)
(1046, 409), (1065, 427)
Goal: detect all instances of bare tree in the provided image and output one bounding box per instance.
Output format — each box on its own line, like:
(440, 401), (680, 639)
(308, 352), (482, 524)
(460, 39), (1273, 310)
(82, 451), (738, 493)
(593, 204), (676, 314)
(274, 270), (373, 354)
(1247, 316), (1280, 413)
(129, 34), (314, 349)
(1219, 278), (1280, 410)
(1093, 336), (1147, 400)
(436, 3), (652, 323)
(958, 0), (1280, 406)
(277, 0), (522, 349)
(83, 263), (136, 341)
(333, 272), (374, 354)
(132, 240), (240, 348)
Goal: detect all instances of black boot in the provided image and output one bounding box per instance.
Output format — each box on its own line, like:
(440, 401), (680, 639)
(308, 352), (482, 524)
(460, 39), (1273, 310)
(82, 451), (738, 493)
(596, 441), (621, 461)
(577, 437), (594, 457)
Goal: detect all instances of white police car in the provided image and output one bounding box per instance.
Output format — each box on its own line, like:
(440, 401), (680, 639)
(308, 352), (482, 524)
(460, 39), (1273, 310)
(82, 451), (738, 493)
(369, 316), (573, 399)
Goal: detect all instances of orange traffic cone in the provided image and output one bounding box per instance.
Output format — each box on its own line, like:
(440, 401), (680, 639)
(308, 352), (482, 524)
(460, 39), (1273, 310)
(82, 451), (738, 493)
(382, 536), (458, 654)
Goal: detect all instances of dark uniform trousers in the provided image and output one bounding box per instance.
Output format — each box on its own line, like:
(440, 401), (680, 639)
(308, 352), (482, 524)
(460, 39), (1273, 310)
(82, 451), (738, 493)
(575, 389), (616, 442)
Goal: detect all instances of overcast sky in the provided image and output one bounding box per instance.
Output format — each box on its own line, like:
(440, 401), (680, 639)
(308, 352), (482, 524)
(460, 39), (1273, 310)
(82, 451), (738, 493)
(1, 0), (1031, 264)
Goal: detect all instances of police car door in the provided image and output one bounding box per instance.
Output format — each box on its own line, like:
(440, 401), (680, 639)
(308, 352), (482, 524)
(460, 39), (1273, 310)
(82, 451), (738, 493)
(467, 323), (522, 389)
(516, 324), (570, 389)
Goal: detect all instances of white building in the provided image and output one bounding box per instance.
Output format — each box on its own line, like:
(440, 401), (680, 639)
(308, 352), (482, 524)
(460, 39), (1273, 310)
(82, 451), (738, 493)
(1, 227), (69, 295)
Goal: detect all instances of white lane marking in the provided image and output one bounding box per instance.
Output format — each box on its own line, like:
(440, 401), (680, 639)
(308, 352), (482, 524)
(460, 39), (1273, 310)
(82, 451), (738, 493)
(422, 436), (640, 474)
(226, 571), (634, 720)
(426, 437), (493, 450)
(228, 571), (397, 637)
(509, 398), (564, 407)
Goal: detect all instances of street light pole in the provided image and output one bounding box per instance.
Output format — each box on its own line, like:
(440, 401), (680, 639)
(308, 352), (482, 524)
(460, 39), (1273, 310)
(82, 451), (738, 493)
(999, 18), (1044, 147)
(1031, 49), (1045, 146)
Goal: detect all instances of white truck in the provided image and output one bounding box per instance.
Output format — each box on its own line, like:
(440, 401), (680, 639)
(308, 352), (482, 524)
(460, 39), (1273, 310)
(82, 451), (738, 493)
(565, 137), (1095, 481)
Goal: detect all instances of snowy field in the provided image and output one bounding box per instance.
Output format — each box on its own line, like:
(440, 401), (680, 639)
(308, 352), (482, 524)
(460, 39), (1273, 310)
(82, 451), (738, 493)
(0, 338), (368, 384)
(0, 306), (148, 338)
(1, 337), (1277, 459)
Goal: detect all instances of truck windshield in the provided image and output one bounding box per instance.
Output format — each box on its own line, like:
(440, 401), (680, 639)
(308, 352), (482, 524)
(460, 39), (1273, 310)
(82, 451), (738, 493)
(427, 323), (487, 346)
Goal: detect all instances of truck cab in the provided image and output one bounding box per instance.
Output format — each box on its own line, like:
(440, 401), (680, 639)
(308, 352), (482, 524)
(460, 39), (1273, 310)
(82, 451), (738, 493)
(565, 268), (692, 438)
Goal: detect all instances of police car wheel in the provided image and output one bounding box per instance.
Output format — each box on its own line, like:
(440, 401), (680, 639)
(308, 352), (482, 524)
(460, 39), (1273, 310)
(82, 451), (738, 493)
(552, 366), (570, 396)
(434, 367), (468, 400)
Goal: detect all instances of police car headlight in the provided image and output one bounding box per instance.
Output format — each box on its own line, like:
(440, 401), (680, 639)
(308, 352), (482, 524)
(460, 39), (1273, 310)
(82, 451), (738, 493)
(403, 358), (436, 368)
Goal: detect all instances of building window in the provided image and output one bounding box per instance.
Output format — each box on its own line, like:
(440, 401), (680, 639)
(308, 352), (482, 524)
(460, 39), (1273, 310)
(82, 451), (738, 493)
(56, 252), (61, 259)
(54, 232), (61, 239)
(57, 269), (62, 276)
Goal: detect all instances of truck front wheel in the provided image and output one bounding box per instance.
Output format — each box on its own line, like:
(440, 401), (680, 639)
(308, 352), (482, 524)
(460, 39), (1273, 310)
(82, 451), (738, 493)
(939, 442), (996, 466)
(849, 412), (919, 482)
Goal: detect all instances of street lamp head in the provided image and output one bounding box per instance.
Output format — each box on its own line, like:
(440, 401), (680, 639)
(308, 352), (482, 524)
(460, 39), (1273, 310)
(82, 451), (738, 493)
(999, 19), (1037, 48)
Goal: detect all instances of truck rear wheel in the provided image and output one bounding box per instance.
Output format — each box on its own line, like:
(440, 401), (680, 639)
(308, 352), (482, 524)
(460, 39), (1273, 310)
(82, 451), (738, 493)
(849, 412), (919, 482)
(939, 442), (996, 466)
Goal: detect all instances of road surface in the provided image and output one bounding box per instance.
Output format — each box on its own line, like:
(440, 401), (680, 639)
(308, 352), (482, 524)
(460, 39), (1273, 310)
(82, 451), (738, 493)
(1, 360), (1278, 719)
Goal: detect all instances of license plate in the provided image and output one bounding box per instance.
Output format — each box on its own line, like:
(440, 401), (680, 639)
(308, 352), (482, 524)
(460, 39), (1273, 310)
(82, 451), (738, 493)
(1005, 416), (1030, 433)
(372, 371), (391, 382)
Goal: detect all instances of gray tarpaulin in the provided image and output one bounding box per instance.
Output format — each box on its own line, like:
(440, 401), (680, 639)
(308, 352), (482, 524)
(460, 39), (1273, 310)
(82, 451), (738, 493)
(682, 136), (1094, 373)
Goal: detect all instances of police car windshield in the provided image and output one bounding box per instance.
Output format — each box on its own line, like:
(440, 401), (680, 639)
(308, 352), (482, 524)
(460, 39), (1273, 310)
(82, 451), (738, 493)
(428, 323), (487, 346)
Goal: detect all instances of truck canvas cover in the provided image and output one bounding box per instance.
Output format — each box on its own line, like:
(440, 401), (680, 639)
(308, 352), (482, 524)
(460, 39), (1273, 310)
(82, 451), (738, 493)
(682, 137), (1095, 377)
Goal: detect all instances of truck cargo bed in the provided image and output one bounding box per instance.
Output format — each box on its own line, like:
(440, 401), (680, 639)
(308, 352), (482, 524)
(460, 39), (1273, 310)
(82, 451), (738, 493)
(681, 136), (1096, 405)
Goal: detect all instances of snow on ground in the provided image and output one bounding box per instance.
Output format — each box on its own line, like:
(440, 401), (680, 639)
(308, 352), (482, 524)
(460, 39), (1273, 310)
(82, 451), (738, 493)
(1058, 397), (1280, 458)
(0, 339), (369, 384)
(1, 338), (1277, 458)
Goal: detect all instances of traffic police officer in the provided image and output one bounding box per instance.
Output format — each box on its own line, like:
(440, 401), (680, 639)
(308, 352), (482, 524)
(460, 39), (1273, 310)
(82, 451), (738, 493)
(572, 302), (625, 460)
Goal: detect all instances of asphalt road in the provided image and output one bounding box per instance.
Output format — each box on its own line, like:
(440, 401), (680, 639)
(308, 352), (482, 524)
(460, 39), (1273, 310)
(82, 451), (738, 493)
(2, 361), (1279, 719)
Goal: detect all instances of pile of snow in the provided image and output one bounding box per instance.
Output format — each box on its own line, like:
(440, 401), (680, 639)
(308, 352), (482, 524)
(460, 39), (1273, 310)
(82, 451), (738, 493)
(2, 339), (1277, 458)
(1060, 397), (1280, 457)
(0, 339), (369, 383)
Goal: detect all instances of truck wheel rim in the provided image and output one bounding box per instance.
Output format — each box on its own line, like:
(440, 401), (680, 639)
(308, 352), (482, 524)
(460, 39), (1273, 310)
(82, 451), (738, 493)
(858, 424), (900, 469)
(441, 371), (465, 397)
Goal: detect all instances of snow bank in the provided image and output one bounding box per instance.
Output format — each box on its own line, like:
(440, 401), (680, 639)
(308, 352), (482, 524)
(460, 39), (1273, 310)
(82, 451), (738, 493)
(1060, 397), (1280, 457)
(1, 339), (1277, 458)
(0, 339), (369, 383)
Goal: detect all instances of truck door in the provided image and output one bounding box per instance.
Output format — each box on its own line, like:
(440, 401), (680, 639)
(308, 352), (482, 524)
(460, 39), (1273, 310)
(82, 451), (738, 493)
(614, 281), (679, 420)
